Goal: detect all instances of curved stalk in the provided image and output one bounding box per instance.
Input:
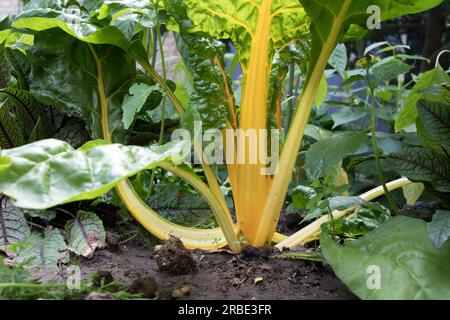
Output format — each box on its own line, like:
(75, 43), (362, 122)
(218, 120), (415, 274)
(88, 46), (239, 251)
(275, 178), (412, 250)
(116, 180), (229, 250)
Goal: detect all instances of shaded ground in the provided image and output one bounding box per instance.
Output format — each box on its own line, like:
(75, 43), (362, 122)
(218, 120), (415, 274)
(76, 242), (355, 300)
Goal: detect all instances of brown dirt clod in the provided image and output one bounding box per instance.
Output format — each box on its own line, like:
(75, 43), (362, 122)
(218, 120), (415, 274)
(154, 236), (197, 275)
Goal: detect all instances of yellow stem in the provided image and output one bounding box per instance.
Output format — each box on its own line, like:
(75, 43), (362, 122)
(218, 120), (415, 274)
(275, 178), (412, 250)
(253, 1), (352, 246)
(236, 0), (273, 244)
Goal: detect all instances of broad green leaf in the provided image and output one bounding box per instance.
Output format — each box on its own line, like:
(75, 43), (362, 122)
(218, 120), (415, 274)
(0, 204), (30, 250)
(428, 210), (450, 248)
(396, 66), (450, 131)
(305, 132), (368, 180)
(122, 83), (161, 130)
(13, 0), (133, 51)
(402, 183), (425, 205)
(176, 0), (309, 70)
(321, 216), (450, 299)
(389, 147), (450, 192)
(16, 228), (68, 270)
(417, 99), (450, 150)
(0, 139), (187, 209)
(0, 157), (11, 172)
(65, 211), (106, 258)
(371, 57), (412, 82)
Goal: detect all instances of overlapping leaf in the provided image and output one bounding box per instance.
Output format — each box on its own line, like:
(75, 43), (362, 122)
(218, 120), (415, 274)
(0, 204), (30, 250)
(176, 0), (309, 69)
(417, 99), (450, 150)
(65, 211), (105, 258)
(0, 139), (187, 209)
(15, 228), (68, 270)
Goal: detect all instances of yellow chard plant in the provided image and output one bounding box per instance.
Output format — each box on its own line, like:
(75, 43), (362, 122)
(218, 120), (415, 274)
(0, 0), (443, 254)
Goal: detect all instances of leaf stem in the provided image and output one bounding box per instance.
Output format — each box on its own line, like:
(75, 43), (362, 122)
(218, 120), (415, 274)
(148, 25), (168, 198)
(366, 71), (401, 216)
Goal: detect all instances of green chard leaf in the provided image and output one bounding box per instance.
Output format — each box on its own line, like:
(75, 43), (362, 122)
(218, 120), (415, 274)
(176, 33), (230, 131)
(0, 139), (188, 209)
(65, 211), (105, 258)
(175, 0), (309, 70)
(321, 216), (450, 299)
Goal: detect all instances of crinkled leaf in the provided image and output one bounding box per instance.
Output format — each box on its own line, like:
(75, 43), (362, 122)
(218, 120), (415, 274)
(389, 147), (450, 192)
(0, 138), (188, 209)
(15, 228), (68, 270)
(332, 205), (391, 238)
(13, 0), (133, 51)
(321, 216), (450, 299)
(52, 118), (91, 149)
(176, 0), (309, 70)
(65, 211), (105, 258)
(417, 99), (450, 150)
(428, 210), (450, 248)
(0, 204), (30, 250)
(305, 132), (368, 180)
(176, 33), (230, 131)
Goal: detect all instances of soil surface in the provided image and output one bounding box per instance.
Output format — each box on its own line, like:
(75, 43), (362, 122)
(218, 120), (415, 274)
(74, 241), (356, 300)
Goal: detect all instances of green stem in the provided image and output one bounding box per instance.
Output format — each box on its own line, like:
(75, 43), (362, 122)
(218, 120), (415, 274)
(367, 72), (401, 216)
(147, 27), (168, 198)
